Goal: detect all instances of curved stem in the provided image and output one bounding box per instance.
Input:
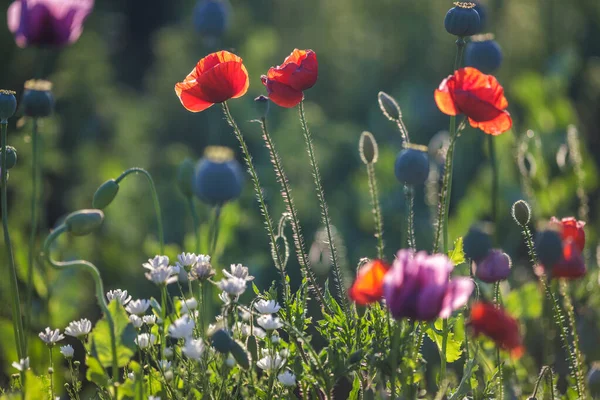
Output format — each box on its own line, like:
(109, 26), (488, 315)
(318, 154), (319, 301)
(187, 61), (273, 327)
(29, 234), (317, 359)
(115, 168), (164, 254)
(1, 121), (26, 361)
(26, 118), (40, 346)
(298, 101), (346, 312)
(42, 225), (119, 397)
(187, 197), (200, 254)
(366, 163), (384, 259)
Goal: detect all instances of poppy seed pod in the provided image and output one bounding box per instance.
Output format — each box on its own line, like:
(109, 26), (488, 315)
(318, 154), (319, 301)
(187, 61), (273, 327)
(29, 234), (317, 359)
(0, 146), (17, 169)
(463, 224), (492, 262)
(465, 34), (503, 74)
(359, 131), (379, 165)
(473, 249), (511, 283)
(394, 145), (430, 186)
(254, 95), (270, 118)
(511, 200), (531, 227)
(176, 158), (195, 198)
(473, 1), (487, 32)
(193, 0), (229, 37)
(535, 229), (563, 268)
(92, 179), (120, 209)
(194, 146), (244, 206)
(0, 90), (17, 121)
(22, 80), (54, 118)
(377, 91), (401, 121)
(210, 329), (233, 353)
(64, 209), (104, 236)
(444, 2), (481, 37)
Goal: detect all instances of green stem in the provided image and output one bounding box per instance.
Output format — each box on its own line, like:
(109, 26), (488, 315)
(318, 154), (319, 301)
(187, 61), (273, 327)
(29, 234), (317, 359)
(494, 282), (503, 400)
(366, 163), (384, 259)
(298, 101), (346, 312)
(440, 318), (449, 383)
(390, 322), (401, 398)
(42, 225), (119, 398)
(1, 121), (26, 361)
(187, 197), (200, 254)
(115, 167), (164, 254)
(558, 279), (586, 394)
(531, 366), (550, 398)
(49, 347), (55, 399)
(405, 185), (416, 250)
(488, 136), (498, 234)
(26, 118), (40, 346)
(209, 205), (221, 258)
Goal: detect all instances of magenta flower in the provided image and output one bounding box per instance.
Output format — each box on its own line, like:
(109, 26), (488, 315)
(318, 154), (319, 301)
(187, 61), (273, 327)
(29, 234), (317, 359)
(473, 249), (511, 283)
(7, 0), (94, 48)
(383, 250), (474, 321)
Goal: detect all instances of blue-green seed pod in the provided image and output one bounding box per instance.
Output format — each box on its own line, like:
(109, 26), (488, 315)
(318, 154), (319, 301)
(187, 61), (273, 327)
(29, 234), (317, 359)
(0, 146), (17, 169)
(229, 340), (250, 370)
(535, 229), (563, 267)
(465, 34), (503, 73)
(254, 95), (270, 118)
(0, 90), (17, 121)
(463, 224), (492, 262)
(64, 209), (104, 236)
(394, 145), (430, 186)
(22, 80), (54, 118)
(444, 2), (481, 37)
(93, 179), (120, 209)
(176, 158), (195, 198)
(210, 329), (233, 353)
(194, 146), (244, 206)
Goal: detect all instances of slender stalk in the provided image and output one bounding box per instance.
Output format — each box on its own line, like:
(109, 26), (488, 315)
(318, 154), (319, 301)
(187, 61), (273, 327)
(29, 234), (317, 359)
(209, 206), (221, 257)
(366, 163), (384, 259)
(389, 322), (401, 398)
(531, 366), (550, 398)
(187, 197), (200, 254)
(494, 282), (503, 400)
(405, 185), (416, 250)
(26, 118), (40, 345)
(558, 279), (586, 394)
(488, 136), (498, 234)
(1, 121), (26, 360)
(298, 101), (346, 312)
(115, 167), (164, 254)
(49, 347), (55, 399)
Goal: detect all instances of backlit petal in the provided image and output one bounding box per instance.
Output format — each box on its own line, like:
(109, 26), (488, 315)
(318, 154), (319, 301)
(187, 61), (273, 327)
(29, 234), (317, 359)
(434, 77), (459, 116)
(264, 79), (304, 108)
(349, 260), (390, 305)
(468, 111), (512, 135)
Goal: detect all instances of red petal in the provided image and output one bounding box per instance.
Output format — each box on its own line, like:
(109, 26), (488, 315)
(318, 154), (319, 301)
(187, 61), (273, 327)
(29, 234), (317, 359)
(470, 302), (523, 358)
(469, 111), (512, 135)
(175, 67), (213, 112)
(434, 76), (459, 116)
(553, 217), (586, 252)
(289, 50), (318, 91)
(552, 239), (586, 279)
(264, 79), (304, 108)
(455, 68), (508, 110)
(194, 60), (249, 103)
(196, 51), (243, 75)
(281, 49), (309, 67)
(349, 260), (390, 305)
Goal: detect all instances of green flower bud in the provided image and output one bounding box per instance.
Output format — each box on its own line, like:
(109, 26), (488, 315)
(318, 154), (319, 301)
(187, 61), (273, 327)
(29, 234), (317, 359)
(0, 90), (17, 122)
(92, 179), (120, 209)
(0, 146), (17, 169)
(22, 80), (54, 118)
(210, 329), (232, 353)
(64, 209), (104, 236)
(377, 91), (401, 121)
(229, 340), (250, 370)
(511, 200), (531, 227)
(359, 131), (379, 165)
(254, 95), (270, 118)
(176, 158), (195, 198)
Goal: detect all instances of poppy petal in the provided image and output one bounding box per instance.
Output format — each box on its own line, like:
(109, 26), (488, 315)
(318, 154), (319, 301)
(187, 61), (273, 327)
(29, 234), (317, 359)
(349, 260), (390, 305)
(468, 111), (512, 135)
(438, 277), (474, 319)
(264, 79), (304, 108)
(196, 50), (243, 75)
(282, 49), (308, 66)
(289, 50), (318, 91)
(434, 79), (459, 116)
(195, 60), (249, 103)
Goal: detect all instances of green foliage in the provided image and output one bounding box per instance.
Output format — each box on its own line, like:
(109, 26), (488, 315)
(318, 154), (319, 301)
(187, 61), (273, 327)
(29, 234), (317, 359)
(426, 317), (464, 364)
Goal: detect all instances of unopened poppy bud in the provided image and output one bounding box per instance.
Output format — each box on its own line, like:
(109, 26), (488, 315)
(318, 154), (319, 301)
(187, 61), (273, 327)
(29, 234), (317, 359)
(64, 209), (104, 236)
(463, 224), (492, 262)
(587, 363), (600, 398)
(359, 131), (379, 165)
(473, 249), (511, 283)
(254, 95), (270, 118)
(193, 0), (229, 37)
(394, 145), (430, 185)
(22, 80), (54, 118)
(176, 158), (195, 198)
(535, 229), (563, 267)
(465, 34), (503, 74)
(210, 329), (233, 353)
(0, 90), (17, 121)
(511, 200), (531, 227)
(0, 146), (17, 169)
(229, 340), (250, 370)
(194, 146), (244, 206)
(349, 350), (363, 364)
(92, 179), (120, 209)
(377, 91), (401, 121)
(444, 2), (481, 37)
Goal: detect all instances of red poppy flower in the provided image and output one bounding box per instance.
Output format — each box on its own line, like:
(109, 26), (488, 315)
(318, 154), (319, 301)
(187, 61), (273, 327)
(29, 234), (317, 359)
(261, 49), (318, 108)
(175, 50), (249, 112)
(469, 302), (524, 358)
(434, 67), (512, 135)
(349, 259), (390, 305)
(552, 239), (586, 279)
(550, 217), (585, 252)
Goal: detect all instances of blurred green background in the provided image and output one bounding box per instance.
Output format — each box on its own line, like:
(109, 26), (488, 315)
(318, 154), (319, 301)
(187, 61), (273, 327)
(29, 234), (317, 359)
(0, 0), (600, 391)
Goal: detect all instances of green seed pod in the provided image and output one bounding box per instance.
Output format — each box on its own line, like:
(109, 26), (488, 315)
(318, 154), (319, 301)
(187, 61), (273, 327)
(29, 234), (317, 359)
(176, 158), (195, 198)
(229, 340), (250, 370)
(254, 95), (270, 118)
(511, 200), (531, 227)
(64, 209), (104, 236)
(0, 90), (17, 121)
(377, 91), (401, 121)
(0, 146), (17, 169)
(92, 179), (120, 209)
(22, 80), (54, 118)
(210, 329), (233, 353)
(359, 131), (379, 165)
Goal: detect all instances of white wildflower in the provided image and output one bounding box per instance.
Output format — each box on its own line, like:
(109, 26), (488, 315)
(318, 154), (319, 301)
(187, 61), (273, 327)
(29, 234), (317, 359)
(12, 357), (29, 372)
(189, 254), (214, 281)
(278, 370), (296, 386)
(240, 309), (251, 321)
(216, 277), (247, 297)
(106, 289), (132, 305)
(143, 255), (169, 271)
(257, 354), (285, 371)
(39, 327), (64, 345)
(223, 263), (254, 281)
(177, 253), (197, 268)
(257, 315), (283, 331)
(145, 265), (178, 286)
(180, 297), (198, 314)
(135, 333), (156, 350)
(60, 345), (74, 359)
(168, 315), (195, 339)
(158, 360), (172, 371)
(125, 299), (151, 315)
(65, 318), (92, 338)
(182, 338), (205, 361)
(280, 349), (290, 358)
(143, 315), (157, 326)
(218, 291), (230, 304)
(127, 372), (135, 381)
(233, 322), (266, 339)
(271, 334), (280, 344)
(254, 299), (281, 314)
(129, 315), (143, 329)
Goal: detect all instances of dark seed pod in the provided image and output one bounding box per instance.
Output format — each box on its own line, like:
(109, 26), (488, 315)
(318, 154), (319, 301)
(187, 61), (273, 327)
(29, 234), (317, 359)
(22, 80), (54, 118)
(210, 329), (233, 353)
(0, 146), (17, 169)
(394, 145), (430, 185)
(0, 90), (17, 121)
(463, 224), (492, 262)
(444, 2), (481, 37)
(194, 146), (244, 206)
(465, 34), (503, 73)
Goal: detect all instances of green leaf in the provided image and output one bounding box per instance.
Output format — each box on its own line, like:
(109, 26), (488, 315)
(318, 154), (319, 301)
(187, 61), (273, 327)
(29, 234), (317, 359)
(449, 237), (466, 266)
(505, 282), (542, 319)
(86, 300), (137, 368)
(348, 375), (361, 400)
(86, 356), (109, 386)
(425, 318), (463, 363)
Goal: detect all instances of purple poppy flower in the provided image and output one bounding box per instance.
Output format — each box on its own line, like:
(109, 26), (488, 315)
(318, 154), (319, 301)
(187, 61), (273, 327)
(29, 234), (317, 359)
(383, 250), (474, 321)
(7, 0), (94, 48)
(473, 249), (511, 283)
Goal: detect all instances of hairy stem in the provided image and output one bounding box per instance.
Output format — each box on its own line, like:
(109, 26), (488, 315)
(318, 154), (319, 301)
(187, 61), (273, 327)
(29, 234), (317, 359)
(366, 163), (384, 259)
(558, 279), (586, 394)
